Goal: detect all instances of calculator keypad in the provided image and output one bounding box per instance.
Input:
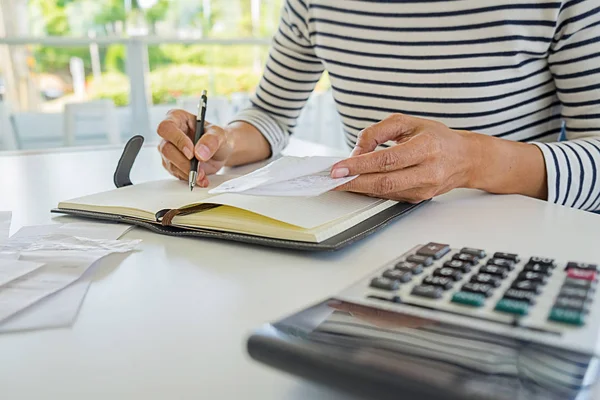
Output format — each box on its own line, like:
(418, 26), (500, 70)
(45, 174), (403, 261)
(362, 242), (598, 332)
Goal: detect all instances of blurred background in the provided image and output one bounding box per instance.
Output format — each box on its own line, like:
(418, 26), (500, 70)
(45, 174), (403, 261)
(0, 0), (344, 152)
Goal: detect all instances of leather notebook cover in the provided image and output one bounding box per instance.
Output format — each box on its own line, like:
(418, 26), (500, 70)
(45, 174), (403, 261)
(51, 201), (426, 251)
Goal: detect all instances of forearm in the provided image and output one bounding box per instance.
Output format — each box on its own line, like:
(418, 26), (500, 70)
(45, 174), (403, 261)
(224, 121), (272, 167)
(466, 132), (548, 200)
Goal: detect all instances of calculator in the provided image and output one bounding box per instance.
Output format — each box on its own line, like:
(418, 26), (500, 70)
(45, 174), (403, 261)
(334, 242), (600, 356)
(246, 243), (600, 400)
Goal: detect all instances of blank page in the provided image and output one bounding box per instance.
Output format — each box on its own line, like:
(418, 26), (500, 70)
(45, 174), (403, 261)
(206, 191), (384, 229)
(59, 176), (235, 215)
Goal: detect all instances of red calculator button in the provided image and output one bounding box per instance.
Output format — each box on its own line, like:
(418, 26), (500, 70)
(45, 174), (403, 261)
(567, 269), (597, 281)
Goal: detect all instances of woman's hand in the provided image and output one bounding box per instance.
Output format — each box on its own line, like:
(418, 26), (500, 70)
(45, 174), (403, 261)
(330, 114), (481, 203)
(157, 109), (233, 187)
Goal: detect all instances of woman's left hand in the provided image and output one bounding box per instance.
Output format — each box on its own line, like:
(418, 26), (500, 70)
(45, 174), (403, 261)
(330, 113), (480, 203)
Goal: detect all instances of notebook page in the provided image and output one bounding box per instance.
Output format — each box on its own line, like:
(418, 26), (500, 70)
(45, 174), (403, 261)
(59, 175), (237, 216)
(206, 191), (384, 229)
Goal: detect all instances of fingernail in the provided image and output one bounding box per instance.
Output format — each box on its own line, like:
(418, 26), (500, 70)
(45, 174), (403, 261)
(183, 146), (194, 160)
(196, 144), (211, 161)
(331, 168), (349, 178)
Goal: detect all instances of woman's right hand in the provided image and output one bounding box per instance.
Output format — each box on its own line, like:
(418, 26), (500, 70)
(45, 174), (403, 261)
(157, 109), (233, 188)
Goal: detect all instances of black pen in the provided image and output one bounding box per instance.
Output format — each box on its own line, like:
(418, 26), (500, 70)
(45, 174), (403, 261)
(189, 90), (208, 191)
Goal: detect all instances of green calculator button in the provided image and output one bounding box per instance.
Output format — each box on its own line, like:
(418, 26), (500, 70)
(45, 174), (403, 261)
(495, 299), (529, 315)
(452, 291), (486, 307)
(548, 308), (585, 326)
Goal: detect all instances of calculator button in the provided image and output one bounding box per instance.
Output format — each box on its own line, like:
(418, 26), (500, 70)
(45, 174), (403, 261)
(510, 280), (542, 294)
(529, 257), (556, 268)
(559, 287), (592, 300)
(563, 278), (596, 290)
(494, 252), (520, 263)
(382, 269), (413, 283)
(452, 292), (486, 307)
(503, 289), (537, 304)
(461, 282), (494, 297)
(407, 255), (434, 266)
(433, 267), (463, 282)
(523, 262), (553, 275)
(495, 299), (529, 315)
(517, 271), (548, 285)
(460, 247), (486, 258)
(395, 261), (424, 275)
(479, 265), (509, 278)
(411, 285), (443, 299)
(370, 277), (400, 291)
(416, 243), (451, 260)
(487, 258), (515, 270)
(443, 260), (472, 273)
(452, 253), (479, 265)
(566, 269), (597, 281)
(470, 273), (501, 288)
(423, 276), (454, 290)
(554, 297), (590, 312)
(566, 262), (597, 272)
(548, 308), (585, 326)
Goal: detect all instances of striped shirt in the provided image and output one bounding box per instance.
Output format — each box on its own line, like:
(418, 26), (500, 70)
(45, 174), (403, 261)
(232, 0), (600, 211)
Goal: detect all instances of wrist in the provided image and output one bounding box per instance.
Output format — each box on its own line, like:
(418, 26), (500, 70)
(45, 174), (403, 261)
(223, 121), (271, 166)
(457, 130), (486, 190)
(462, 132), (548, 199)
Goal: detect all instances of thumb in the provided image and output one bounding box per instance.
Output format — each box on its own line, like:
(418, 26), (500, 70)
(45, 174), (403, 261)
(195, 122), (228, 161)
(351, 113), (418, 156)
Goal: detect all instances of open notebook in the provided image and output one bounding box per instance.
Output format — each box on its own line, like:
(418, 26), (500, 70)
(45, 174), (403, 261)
(54, 174), (404, 244)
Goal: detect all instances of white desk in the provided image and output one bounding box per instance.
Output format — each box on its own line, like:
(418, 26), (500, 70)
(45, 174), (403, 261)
(0, 138), (599, 400)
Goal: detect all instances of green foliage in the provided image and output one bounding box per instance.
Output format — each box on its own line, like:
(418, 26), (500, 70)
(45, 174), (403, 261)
(28, 0), (306, 106)
(31, 0), (71, 36)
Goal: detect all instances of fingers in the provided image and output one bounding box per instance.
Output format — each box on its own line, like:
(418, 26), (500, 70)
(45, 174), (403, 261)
(159, 139), (207, 183)
(334, 166), (424, 195)
(195, 123), (228, 162)
(159, 140), (192, 175)
(331, 137), (426, 177)
(351, 113), (419, 156)
(157, 110), (196, 160)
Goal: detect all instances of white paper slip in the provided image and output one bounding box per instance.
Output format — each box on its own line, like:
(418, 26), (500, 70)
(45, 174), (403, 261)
(0, 228), (141, 324)
(0, 260), (98, 332)
(0, 212), (11, 243)
(0, 250), (108, 323)
(1, 234), (141, 253)
(0, 259), (45, 287)
(209, 156), (346, 194)
(242, 170), (357, 197)
(9, 221), (133, 241)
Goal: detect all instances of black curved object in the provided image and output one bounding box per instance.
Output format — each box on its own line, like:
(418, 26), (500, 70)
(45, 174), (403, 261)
(113, 135), (145, 188)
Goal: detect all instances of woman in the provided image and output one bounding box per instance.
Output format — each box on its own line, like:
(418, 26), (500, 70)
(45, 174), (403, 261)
(157, 0), (600, 211)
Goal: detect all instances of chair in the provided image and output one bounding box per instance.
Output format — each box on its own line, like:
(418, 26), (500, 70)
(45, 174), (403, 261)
(63, 99), (120, 146)
(0, 101), (18, 150)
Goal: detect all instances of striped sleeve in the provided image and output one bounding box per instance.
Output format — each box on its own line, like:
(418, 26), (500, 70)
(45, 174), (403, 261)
(532, 0), (600, 211)
(230, 0), (324, 157)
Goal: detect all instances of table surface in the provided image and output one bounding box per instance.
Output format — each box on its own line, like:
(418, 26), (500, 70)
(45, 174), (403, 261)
(1, 138), (599, 400)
